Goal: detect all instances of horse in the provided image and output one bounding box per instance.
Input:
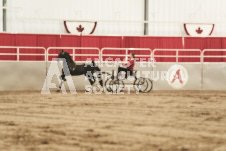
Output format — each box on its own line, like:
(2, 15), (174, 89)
(57, 50), (103, 91)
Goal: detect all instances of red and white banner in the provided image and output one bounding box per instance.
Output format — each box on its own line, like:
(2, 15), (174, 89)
(64, 21), (97, 35)
(184, 23), (214, 37)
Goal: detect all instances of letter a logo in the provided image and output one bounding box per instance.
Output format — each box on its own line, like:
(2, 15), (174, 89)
(171, 69), (183, 84)
(167, 65), (188, 89)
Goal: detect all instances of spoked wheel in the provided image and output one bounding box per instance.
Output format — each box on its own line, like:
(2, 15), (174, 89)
(133, 77), (149, 93)
(101, 71), (112, 92)
(145, 78), (153, 93)
(104, 78), (112, 92)
(105, 78), (125, 93)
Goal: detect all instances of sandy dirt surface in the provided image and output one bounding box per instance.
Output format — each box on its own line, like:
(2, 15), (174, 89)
(0, 90), (226, 151)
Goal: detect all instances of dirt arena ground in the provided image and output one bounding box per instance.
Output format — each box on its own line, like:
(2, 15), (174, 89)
(0, 90), (226, 151)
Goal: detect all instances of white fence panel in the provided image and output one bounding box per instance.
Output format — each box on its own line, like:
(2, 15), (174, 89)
(202, 49), (226, 90)
(202, 63), (226, 90)
(0, 62), (46, 90)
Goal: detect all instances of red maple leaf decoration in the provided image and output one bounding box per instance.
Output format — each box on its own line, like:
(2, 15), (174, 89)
(196, 27), (203, 34)
(77, 25), (84, 32)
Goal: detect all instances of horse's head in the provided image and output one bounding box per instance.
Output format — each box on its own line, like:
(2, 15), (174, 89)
(58, 50), (66, 59)
(57, 50), (74, 65)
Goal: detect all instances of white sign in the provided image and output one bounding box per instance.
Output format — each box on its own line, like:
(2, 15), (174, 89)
(167, 65), (188, 89)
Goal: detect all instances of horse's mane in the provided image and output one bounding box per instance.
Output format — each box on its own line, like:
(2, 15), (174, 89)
(63, 52), (76, 69)
(64, 52), (73, 61)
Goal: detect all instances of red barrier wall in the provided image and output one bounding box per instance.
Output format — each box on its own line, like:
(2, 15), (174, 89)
(1, 33), (226, 62)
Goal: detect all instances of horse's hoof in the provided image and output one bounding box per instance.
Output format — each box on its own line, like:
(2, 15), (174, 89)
(85, 89), (91, 93)
(85, 87), (92, 93)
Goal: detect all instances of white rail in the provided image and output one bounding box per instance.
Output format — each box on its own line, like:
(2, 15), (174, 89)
(20, 17), (226, 25)
(0, 46), (46, 62)
(0, 6), (22, 9)
(1, 47), (226, 63)
(202, 49), (226, 62)
(47, 47), (100, 62)
(101, 48), (152, 63)
(153, 49), (202, 62)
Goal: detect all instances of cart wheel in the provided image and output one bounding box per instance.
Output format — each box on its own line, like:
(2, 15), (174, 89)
(144, 78), (153, 93)
(133, 78), (149, 93)
(105, 79), (124, 93)
(105, 78), (113, 92)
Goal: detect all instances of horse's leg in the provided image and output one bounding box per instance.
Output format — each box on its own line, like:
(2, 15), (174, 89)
(56, 79), (63, 92)
(56, 79), (64, 92)
(96, 71), (103, 87)
(57, 69), (65, 92)
(84, 72), (95, 92)
(92, 71), (96, 84)
(85, 73), (95, 86)
(60, 69), (66, 81)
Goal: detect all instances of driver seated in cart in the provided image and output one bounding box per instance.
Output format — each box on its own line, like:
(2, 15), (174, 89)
(117, 52), (135, 79)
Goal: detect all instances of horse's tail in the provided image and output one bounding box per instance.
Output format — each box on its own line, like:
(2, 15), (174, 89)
(92, 60), (100, 70)
(92, 60), (103, 87)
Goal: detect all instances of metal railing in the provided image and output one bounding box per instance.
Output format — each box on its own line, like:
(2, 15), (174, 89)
(1, 46), (226, 63)
(202, 49), (226, 62)
(0, 46), (46, 61)
(153, 49), (202, 62)
(47, 47), (100, 62)
(101, 48), (152, 63)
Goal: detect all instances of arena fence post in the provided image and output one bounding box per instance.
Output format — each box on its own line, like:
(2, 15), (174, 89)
(17, 48), (19, 62)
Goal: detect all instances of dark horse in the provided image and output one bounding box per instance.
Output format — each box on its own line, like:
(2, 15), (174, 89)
(57, 50), (103, 91)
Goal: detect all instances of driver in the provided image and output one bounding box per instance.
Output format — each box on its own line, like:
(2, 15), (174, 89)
(117, 53), (135, 79)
